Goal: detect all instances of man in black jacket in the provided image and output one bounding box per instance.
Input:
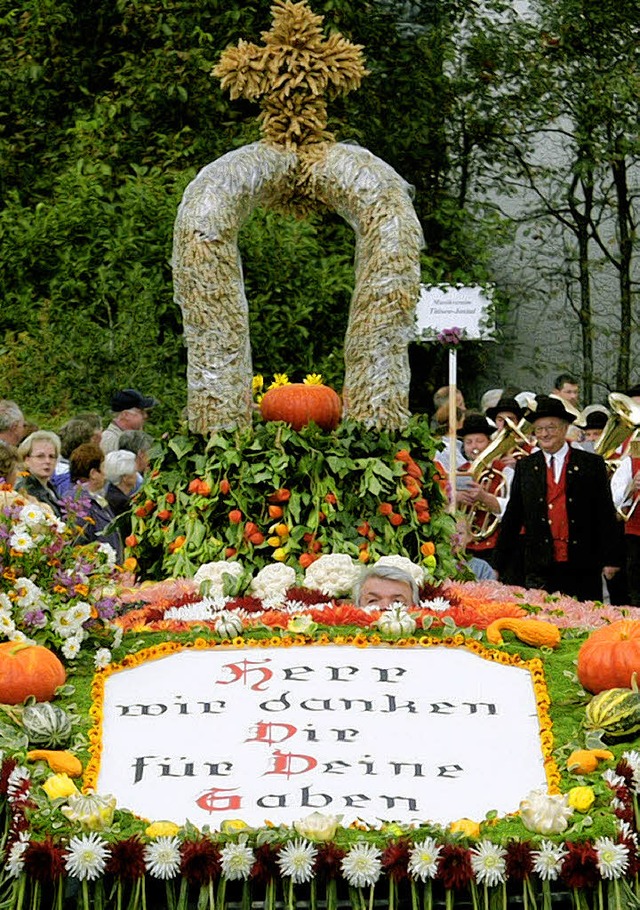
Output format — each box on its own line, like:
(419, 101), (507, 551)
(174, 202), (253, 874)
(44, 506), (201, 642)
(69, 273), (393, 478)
(494, 395), (619, 601)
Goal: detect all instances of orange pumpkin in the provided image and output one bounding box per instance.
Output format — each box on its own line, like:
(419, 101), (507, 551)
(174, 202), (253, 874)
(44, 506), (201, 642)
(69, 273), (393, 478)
(0, 642), (66, 705)
(577, 619), (640, 694)
(260, 384), (342, 431)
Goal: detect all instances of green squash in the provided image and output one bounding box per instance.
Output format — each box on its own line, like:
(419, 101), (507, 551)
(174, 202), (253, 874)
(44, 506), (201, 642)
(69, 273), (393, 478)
(585, 684), (640, 741)
(22, 702), (73, 748)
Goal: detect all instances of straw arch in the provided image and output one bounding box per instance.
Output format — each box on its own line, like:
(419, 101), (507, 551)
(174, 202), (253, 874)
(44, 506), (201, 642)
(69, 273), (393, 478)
(173, 141), (423, 434)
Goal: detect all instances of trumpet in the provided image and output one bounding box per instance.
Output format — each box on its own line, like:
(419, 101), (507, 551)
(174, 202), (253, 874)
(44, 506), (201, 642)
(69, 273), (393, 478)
(459, 417), (531, 540)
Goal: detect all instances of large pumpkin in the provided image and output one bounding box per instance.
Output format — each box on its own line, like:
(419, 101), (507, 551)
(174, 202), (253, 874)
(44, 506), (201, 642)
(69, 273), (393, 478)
(577, 619), (640, 694)
(260, 383), (342, 431)
(0, 642), (66, 705)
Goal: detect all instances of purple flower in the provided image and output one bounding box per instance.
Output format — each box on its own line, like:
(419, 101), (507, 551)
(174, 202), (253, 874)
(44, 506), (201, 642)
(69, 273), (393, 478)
(95, 598), (117, 621)
(23, 610), (47, 629)
(436, 326), (464, 347)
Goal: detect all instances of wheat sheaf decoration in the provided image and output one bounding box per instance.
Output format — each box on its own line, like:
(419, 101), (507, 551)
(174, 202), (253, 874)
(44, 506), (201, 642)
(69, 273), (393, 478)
(212, 0), (368, 150)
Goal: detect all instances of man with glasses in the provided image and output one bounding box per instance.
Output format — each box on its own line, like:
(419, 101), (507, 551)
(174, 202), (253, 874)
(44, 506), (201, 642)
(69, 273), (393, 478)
(101, 389), (158, 455)
(494, 395), (619, 601)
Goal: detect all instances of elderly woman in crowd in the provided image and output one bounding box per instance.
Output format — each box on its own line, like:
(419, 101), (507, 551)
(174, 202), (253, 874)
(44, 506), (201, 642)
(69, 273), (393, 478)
(16, 430), (63, 517)
(104, 449), (137, 539)
(69, 443), (123, 562)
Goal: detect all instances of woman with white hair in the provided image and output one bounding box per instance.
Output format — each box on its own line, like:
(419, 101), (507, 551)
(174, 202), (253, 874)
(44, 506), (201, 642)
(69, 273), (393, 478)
(16, 430), (63, 517)
(104, 449), (138, 537)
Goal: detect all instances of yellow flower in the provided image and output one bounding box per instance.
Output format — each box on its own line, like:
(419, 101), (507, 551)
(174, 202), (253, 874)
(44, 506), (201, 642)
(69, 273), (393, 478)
(449, 818), (481, 838)
(303, 373), (323, 385)
(273, 547), (287, 562)
(252, 374), (264, 393)
(146, 820), (181, 838)
(567, 786), (595, 813)
(268, 373), (290, 389)
(220, 819), (250, 834)
(42, 774), (79, 801)
(267, 536), (282, 548)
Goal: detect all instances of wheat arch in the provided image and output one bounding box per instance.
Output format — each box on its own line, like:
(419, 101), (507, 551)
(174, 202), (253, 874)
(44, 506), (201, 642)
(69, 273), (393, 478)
(173, 140), (423, 434)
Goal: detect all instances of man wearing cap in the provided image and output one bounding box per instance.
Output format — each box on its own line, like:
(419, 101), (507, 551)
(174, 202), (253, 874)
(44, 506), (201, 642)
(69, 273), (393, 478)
(495, 395), (619, 600)
(100, 389), (158, 455)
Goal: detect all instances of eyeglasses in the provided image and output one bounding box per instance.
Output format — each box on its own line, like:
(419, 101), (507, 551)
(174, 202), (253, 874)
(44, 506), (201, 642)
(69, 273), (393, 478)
(534, 424), (564, 435)
(28, 453), (57, 460)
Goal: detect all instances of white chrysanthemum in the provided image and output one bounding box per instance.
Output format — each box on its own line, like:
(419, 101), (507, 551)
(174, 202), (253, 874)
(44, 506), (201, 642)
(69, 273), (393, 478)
(51, 609), (83, 639)
(408, 837), (442, 881)
(622, 751), (640, 792)
(14, 578), (44, 608)
(470, 841), (507, 887)
(0, 591), (12, 611)
(7, 629), (32, 644)
(65, 832), (109, 881)
(5, 834), (30, 879)
(595, 837), (629, 880)
(62, 636), (83, 660)
(144, 836), (181, 879)
(375, 555), (425, 587)
(9, 526), (35, 553)
(6, 767), (30, 800)
(250, 563), (296, 603)
(94, 648), (112, 670)
(277, 839), (317, 883)
(303, 554), (359, 598)
(193, 561), (244, 597)
(422, 596), (451, 613)
(341, 843), (382, 888)
(617, 821), (638, 847)
(220, 841), (255, 881)
(18, 502), (48, 527)
(602, 770), (627, 789)
(97, 543), (117, 567)
(531, 840), (567, 881)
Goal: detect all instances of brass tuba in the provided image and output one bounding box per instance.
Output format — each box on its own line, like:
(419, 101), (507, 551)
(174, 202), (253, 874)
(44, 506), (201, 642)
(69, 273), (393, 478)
(594, 393), (640, 520)
(594, 392), (640, 469)
(460, 416), (532, 540)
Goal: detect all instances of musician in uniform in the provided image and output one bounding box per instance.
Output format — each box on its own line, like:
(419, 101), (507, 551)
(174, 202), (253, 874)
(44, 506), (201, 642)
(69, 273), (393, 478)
(495, 395), (619, 601)
(610, 445), (640, 605)
(454, 413), (514, 567)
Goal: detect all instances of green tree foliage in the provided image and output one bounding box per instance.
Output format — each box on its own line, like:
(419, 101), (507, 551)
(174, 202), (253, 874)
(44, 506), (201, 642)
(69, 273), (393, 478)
(0, 0), (508, 423)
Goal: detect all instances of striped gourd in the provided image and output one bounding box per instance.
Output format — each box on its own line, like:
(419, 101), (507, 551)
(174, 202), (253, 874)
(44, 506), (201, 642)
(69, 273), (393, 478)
(585, 684), (640, 741)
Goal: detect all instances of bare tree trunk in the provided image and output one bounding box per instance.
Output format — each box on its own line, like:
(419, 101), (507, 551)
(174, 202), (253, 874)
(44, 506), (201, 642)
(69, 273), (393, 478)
(612, 151), (633, 390)
(566, 171), (594, 402)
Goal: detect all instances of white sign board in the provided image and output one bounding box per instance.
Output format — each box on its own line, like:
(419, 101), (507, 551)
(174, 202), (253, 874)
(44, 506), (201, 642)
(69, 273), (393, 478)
(95, 645), (547, 829)
(415, 285), (495, 341)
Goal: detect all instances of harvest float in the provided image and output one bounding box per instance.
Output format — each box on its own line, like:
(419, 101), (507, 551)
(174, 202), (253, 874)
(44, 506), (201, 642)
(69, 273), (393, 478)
(2, 2), (640, 909)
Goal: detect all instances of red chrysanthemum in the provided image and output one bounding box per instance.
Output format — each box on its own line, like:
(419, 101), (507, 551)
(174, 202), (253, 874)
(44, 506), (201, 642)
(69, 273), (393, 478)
(560, 842), (600, 890)
(0, 757), (18, 794)
(382, 840), (410, 881)
(437, 845), (474, 891)
(505, 841), (533, 882)
(251, 843), (281, 885)
(105, 837), (146, 880)
(227, 595), (264, 613)
(615, 805), (634, 825)
(285, 586), (332, 606)
(23, 837), (66, 883)
(310, 604), (376, 627)
(314, 843), (347, 881)
(615, 785), (631, 803)
(620, 837), (640, 877)
(615, 761), (634, 786)
(180, 839), (221, 886)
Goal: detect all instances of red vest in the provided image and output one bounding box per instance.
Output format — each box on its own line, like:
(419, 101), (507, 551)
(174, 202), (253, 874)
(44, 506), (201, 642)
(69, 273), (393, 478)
(625, 457), (640, 537)
(547, 455), (569, 562)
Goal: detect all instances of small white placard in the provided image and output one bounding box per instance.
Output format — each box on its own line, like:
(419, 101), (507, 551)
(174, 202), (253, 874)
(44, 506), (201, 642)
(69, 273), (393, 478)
(95, 645), (547, 829)
(415, 285), (495, 341)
